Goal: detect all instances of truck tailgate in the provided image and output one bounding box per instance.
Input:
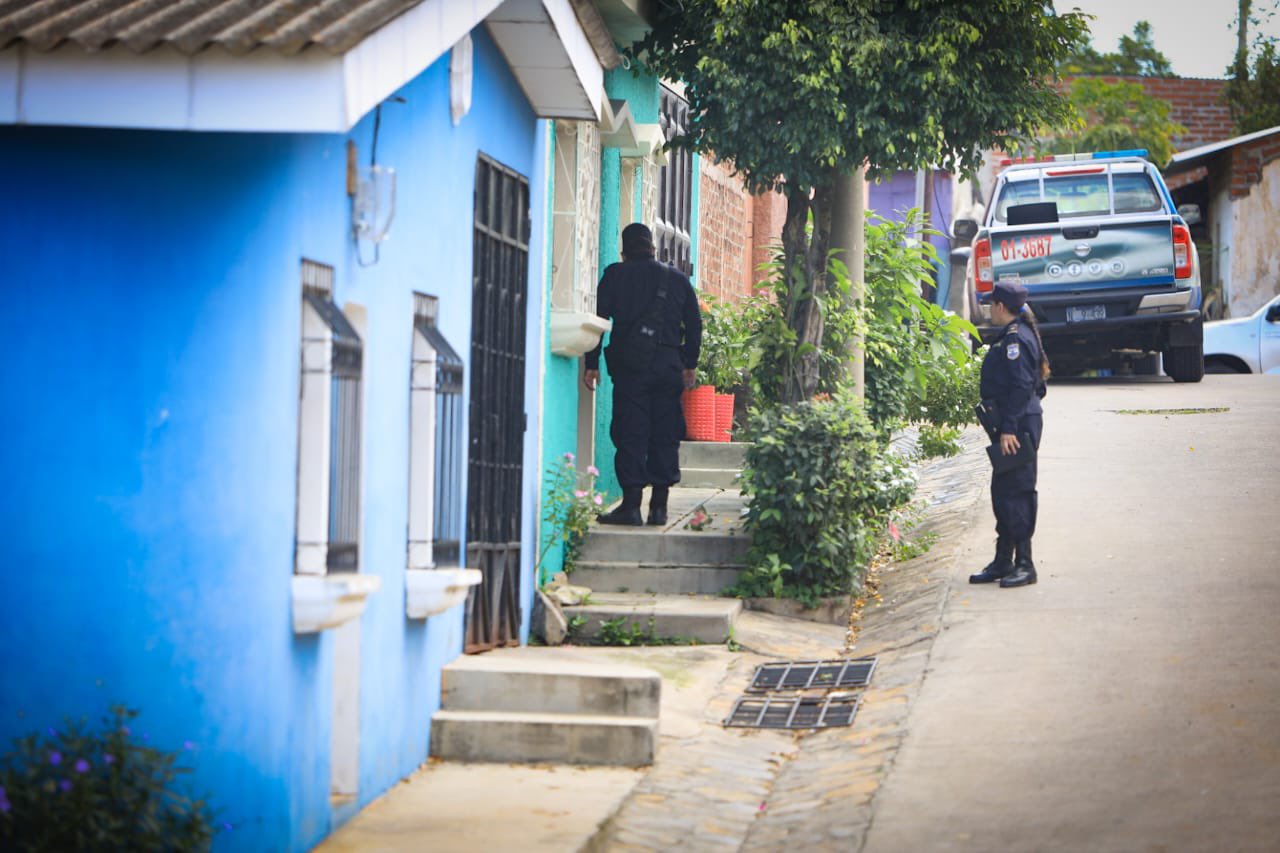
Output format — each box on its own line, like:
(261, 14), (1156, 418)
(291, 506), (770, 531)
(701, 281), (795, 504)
(989, 217), (1176, 294)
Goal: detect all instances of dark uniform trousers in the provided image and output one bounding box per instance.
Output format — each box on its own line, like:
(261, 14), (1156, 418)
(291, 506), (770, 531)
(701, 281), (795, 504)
(609, 346), (686, 489)
(991, 414), (1042, 542)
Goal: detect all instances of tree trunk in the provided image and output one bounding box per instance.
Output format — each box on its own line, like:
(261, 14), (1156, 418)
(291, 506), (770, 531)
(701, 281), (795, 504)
(778, 180), (836, 404)
(1236, 0), (1252, 80)
(830, 166), (866, 400)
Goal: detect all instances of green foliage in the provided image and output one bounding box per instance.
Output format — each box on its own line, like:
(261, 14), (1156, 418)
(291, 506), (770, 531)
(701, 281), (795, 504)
(630, 0), (1086, 401)
(1059, 21), (1174, 77)
(695, 295), (752, 392)
(1224, 41), (1280, 134)
(0, 706), (216, 852)
(632, 1), (1088, 194)
(733, 394), (917, 607)
(861, 212), (981, 437)
(1046, 78), (1185, 167)
(916, 424), (964, 460)
(591, 617), (696, 647)
(538, 452), (605, 580)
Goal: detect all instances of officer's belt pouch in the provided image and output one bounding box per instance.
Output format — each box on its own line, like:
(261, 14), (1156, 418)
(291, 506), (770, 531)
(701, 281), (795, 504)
(975, 399), (1001, 441)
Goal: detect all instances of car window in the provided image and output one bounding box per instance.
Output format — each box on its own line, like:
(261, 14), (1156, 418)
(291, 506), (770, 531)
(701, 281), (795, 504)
(1112, 173), (1161, 213)
(993, 170), (1164, 221)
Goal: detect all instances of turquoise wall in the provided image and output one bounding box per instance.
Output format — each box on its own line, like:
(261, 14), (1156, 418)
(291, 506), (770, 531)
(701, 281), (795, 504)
(0, 29), (542, 851)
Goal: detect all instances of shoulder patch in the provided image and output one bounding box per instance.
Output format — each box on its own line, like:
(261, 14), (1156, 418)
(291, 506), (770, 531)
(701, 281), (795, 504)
(1006, 341), (1020, 360)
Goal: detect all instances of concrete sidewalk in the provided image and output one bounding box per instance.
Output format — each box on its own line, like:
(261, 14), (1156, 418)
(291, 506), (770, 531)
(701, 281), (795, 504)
(316, 429), (992, 852)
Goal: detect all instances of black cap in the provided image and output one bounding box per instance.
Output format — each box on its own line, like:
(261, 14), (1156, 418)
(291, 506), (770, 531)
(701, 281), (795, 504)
(992, 280), (1028, 311)
(621, 222), (655, 258)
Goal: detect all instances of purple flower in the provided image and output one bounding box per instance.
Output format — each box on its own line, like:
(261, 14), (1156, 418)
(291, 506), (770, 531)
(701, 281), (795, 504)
(222, 822), (234, 832)
(102, 753), (115, 765)
(74, 759), (90, 774)
(183, 740), (195, 751)
(58, 779), (72, 793)
(48, 751), (62, 766)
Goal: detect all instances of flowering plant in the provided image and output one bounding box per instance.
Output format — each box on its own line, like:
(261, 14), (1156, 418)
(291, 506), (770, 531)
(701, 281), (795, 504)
(0, 705), (216, 851)
(538, 452), (605, 580)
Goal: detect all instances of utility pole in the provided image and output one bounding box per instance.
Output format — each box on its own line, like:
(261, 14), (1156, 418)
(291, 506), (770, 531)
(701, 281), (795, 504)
(830, 166), (867, 400)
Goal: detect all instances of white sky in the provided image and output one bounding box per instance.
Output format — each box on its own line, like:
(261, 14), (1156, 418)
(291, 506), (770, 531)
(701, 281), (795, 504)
(1055, 0), (1280, 79)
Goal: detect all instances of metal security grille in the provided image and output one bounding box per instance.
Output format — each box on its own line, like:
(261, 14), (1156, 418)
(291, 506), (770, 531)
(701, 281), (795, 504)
(302, 261), (363, 573)
(656, 85), (693, 275)
(413, 293), (465, 566)
(466, 154), (529, 652)
(724, 695), (863, 730)
(748, 658), (878, 693)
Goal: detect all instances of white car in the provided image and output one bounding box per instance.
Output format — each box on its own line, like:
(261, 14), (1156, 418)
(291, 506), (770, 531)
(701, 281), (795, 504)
(1203, 294), (1280, 374)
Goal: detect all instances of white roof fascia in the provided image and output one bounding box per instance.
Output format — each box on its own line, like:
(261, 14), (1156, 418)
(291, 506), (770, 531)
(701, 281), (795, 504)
(0, 0), (503, 133)
(485, 0), (603, 121)
(1171, 125), (1280, 165)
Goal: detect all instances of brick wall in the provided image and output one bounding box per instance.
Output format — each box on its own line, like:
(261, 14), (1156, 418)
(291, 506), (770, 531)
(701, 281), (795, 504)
(696, 156), (750, 302)
(1060, 75), (1233, 150)
(750, 191), (787, 289)
(1228, 130), (1280, 199)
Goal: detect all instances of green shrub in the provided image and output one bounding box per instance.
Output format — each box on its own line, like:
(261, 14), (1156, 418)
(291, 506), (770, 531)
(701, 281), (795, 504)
(537, 452), (605, 582)
(732, 394), (917, 606)
(695, 295), (752, 392)
(0, 706), (216, 852)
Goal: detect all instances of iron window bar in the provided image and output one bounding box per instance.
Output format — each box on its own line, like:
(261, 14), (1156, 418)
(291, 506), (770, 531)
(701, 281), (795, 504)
(656, 84), (693, 276)
(413, 292), (465, 567)
(747, 658), (878, 693)
(301, 265), (363, 574)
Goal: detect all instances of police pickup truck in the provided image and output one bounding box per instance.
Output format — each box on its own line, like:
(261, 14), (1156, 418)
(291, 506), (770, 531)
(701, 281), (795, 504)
(963, 150), (1203, 382)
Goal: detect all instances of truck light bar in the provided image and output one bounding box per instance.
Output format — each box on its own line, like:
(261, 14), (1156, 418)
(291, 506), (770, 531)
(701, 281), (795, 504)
(999, 149), (1149, 166)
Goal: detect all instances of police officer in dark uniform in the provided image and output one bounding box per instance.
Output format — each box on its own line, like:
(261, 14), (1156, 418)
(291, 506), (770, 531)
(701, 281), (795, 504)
(970, 280), (1049, 588)
(583, 223), (702, 527)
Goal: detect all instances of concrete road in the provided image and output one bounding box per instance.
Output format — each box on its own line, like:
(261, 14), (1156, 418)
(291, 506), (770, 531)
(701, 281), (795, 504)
(863, 375), (1280, 853)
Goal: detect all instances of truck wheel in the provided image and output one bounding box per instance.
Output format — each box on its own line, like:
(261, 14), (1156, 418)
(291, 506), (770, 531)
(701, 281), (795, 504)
(1165, 344), (1205, 383)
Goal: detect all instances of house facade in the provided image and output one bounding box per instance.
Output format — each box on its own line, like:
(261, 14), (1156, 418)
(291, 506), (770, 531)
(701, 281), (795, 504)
(0, 0), (618, 849)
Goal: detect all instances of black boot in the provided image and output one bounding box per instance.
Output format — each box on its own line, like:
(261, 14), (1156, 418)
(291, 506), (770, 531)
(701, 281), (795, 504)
(969, 537), (1014, 584)
(598, 487), (644, 526)
(647, 485), (669, 527)
(1000, 539), (1038, 587)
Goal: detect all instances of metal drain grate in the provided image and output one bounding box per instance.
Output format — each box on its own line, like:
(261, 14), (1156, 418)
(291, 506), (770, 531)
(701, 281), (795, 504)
(724, 694), (862, 729)
(747, 658), (877, 693)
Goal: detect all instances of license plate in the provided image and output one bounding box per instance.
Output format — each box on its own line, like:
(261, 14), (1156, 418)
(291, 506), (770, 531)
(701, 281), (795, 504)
(1067, 304), (1105, 323)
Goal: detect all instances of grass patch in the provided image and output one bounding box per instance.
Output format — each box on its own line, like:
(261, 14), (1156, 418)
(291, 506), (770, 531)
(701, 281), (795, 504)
(1113, 407), (1229, 415)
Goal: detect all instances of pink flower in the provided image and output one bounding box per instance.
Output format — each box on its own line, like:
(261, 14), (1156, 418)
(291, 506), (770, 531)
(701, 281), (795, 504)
(888, 522), (901, 542)
(593, 495), (604, 506)
(574, 490), (587, 498)
(563, 452), (575, 462)
(587, 465), (599, 476)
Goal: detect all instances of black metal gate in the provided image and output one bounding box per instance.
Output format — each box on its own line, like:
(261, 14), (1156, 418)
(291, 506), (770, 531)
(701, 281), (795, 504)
(464, 154), (529, 653)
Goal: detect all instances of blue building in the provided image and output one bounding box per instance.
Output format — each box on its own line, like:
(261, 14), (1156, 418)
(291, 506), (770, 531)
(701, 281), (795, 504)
(0, 1), (620, 848)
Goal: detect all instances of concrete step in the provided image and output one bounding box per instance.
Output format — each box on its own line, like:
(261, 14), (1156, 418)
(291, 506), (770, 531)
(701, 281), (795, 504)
(570, 561), (744, 595)
(577, 528), (749, 565)
(564, 594), (742, 644)
(679, 441), (749, 471)
(679, 466), (740, 489)
(440, 656), (660, 717)
(431, 710), (658, 766)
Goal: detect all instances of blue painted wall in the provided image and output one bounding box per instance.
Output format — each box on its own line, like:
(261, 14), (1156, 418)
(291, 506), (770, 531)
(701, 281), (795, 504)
(0, 28), (540, 851)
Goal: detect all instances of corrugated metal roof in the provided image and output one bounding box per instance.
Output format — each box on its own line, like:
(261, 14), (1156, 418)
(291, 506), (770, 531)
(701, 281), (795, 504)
(0, 0), (426, 56)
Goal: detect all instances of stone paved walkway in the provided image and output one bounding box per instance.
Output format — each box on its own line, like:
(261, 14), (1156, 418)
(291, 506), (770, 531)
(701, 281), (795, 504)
(585, 428), (991, 851)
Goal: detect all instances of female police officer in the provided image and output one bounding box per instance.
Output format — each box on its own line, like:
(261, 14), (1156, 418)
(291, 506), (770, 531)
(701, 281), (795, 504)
(969, 280), (1049, 588)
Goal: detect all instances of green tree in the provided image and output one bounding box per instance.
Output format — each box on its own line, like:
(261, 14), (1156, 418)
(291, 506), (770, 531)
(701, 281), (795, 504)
(631, 0), (1086, 403)
(1049, 77), (1185, 166)
(1059, 20), (1175, 77)
(1224, 1), (1280, 133)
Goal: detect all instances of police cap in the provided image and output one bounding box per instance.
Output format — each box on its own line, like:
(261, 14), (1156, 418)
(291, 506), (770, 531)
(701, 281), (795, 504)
(992, 280), (1028, 311)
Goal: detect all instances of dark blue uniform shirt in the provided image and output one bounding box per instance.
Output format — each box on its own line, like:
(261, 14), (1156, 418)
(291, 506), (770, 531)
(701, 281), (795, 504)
(980, 319), (1046, 436)
(585, 257), (702, 372)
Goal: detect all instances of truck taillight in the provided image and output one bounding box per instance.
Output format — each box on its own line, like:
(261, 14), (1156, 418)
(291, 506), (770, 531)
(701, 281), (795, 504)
(974, 237), (993, 292)
(1172, 224), (1193, 279)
